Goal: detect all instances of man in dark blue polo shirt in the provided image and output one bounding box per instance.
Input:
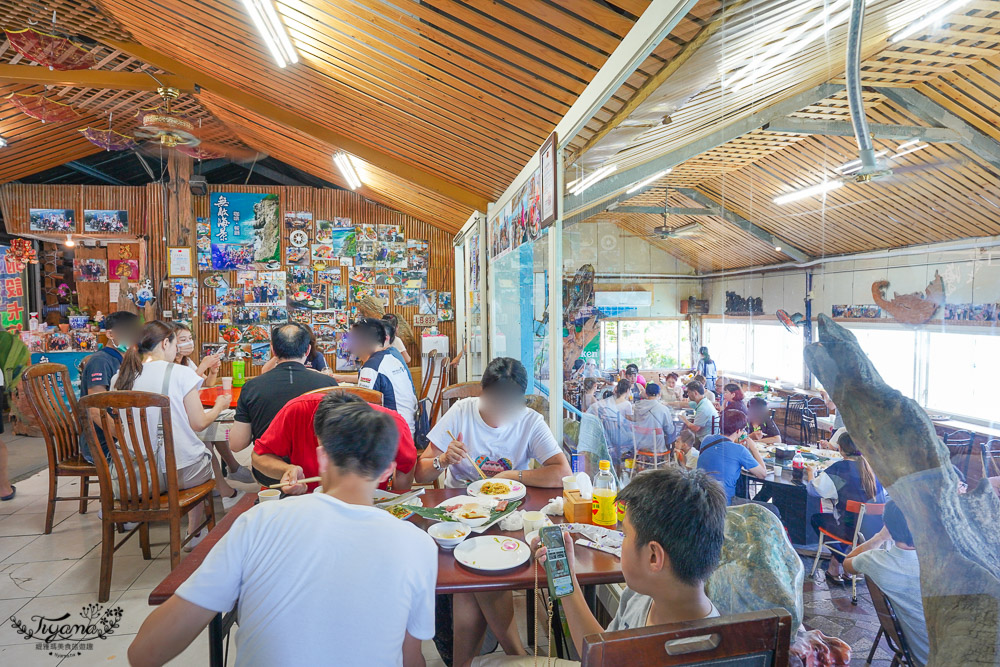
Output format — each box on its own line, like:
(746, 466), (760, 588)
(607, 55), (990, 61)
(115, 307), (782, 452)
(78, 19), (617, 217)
(80, 311), (141, 462)
(351, 318), (417, 435)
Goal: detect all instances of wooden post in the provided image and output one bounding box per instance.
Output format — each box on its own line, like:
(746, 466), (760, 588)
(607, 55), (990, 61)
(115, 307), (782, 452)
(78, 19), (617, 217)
(165, 151), (194, 247)
(805, 314), (1000, 666)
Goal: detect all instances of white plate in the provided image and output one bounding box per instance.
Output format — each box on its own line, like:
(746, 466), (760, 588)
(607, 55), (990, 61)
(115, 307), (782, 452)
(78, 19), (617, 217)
(466, 479), (527, 501)
(453, 536), (531, 572)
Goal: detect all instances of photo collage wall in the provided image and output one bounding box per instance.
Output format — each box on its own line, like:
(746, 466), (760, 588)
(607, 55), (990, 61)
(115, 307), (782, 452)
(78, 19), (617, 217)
(193, 193), (448, 372)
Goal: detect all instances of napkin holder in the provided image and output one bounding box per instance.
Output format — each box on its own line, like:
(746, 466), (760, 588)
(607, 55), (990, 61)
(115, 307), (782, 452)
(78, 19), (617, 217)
(563, 490), (592, 524)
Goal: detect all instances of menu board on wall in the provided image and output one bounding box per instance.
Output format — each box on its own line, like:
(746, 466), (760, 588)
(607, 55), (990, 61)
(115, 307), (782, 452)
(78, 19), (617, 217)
(0, 246), (26, 329)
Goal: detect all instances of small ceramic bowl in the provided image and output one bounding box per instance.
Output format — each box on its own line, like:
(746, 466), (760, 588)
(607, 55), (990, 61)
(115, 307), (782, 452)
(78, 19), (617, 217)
(428, 522), (472, 549)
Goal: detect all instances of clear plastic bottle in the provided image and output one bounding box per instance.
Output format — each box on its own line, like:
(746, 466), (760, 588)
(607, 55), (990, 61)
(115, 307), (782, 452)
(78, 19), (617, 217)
(592, 459), (619, 527)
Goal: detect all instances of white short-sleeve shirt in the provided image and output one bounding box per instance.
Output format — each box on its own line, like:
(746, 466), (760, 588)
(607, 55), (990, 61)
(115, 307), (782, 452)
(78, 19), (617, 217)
(176, 493), (438, 667)
(428, 397), (563, 487)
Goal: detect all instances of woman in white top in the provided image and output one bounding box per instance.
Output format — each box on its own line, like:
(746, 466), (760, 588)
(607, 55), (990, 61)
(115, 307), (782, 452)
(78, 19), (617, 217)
(170, 323), (255, 493)
(113, 321), (232, 550)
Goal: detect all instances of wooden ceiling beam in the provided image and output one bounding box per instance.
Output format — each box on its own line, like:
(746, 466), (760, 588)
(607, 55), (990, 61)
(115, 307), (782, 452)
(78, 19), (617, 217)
(0, 64), (195, 92)
(101, 39), (491, 213)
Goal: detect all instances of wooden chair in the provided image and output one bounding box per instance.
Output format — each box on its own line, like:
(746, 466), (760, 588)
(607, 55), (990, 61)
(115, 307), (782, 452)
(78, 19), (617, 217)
(418, 351), (441, 402)
(304, 385), (384, 404)
(865, 578), (918, 666)
(581, 608), (792, 666)
(439, 381), (481, 415)
(20, 363), (99, 534)
(810, 500), (885, 604)
(79, 390), (216, 602)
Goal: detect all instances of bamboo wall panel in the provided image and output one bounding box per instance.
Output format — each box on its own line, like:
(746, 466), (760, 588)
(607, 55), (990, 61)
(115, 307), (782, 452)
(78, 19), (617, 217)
(0, 183), (149, 240)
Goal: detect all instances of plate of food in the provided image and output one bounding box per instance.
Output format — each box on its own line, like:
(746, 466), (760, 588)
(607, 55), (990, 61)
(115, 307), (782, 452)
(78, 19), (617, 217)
(398, 495), (521, 532)
(466, 478), (527, 501)
(373, 490), (423, 521)
(454, 536), (530, 572)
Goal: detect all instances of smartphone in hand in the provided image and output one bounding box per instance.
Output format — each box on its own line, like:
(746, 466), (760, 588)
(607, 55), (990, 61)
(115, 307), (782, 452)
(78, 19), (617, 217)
(540, 525), (575, 599)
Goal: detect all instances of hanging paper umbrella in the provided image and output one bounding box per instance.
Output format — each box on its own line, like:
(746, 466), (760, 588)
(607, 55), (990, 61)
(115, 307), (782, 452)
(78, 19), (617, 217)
(79, 127), (139, 151)
(5, 92), (80, 123)
(4, 27), (97, 71)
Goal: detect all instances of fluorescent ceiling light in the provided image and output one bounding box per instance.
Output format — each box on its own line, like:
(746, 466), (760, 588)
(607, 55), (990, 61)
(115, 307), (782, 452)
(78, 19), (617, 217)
(625, 169), (672, 194)
(334, 152), (362, 190)
(242, 0), (298, 68)
(895, 138), (921, 151)
(890, 0), (973, 43)
(0, 135), (7, 148)
(891, 143), (930, 159)
(774, 180), (843, 205)
(727, 0), (852, 91)
(568, 164), (616, 196)
(774, 246), (782, 252)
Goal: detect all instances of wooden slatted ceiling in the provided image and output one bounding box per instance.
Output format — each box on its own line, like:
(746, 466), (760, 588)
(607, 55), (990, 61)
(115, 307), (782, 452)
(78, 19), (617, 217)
(91, 0), (676, 225)
(199, 89), (472, 232)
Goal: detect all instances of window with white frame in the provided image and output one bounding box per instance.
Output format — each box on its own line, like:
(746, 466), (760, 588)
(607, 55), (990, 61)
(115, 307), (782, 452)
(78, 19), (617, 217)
(704, 320), (804, 382)
(925, 330), (1000, 422)
(599, 320), (691, 370)
(844, 325), (918, 399)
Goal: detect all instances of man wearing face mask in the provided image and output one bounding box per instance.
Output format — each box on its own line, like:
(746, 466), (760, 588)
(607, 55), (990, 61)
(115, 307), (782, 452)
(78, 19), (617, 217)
(80, 311), (141, 463)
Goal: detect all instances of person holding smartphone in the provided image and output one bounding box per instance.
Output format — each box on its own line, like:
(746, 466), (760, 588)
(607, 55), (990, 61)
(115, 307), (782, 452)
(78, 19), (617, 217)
(526, 468), (725, 661)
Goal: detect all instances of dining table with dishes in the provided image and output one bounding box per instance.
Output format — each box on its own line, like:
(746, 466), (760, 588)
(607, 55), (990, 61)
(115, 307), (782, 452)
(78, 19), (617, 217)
(737, 442), (842, 546)
(150, 481), (624, 666)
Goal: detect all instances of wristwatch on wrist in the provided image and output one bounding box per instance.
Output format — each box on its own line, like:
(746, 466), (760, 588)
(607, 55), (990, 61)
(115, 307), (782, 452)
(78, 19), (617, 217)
(432, 456), (442, 471)
(519, 470), (523, 483)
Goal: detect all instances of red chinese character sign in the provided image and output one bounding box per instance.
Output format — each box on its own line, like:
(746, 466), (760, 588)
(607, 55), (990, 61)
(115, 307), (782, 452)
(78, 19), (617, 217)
(0, 245), (27, 330)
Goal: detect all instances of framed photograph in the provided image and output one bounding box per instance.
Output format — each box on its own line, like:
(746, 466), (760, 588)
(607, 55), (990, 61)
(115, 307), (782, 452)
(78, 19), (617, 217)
(30, 208), (75, 233)
(167, 246), (193, 277)
(84, 209), (128, 234)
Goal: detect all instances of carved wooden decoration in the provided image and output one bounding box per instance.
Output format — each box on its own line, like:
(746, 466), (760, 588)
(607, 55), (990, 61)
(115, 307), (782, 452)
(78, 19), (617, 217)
(871, 270), (945, 325)
(806, 315), (999, 666)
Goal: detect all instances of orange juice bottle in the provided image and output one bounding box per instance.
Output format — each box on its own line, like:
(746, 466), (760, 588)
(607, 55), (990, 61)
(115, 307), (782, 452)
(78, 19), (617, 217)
(592, 460), (618, 527)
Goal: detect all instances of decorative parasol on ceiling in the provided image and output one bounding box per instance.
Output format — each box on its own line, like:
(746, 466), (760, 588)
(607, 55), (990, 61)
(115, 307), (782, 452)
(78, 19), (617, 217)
(4, 27), (97, 71)
(79, 127), (139, 151)
(5, 92), (80, 123)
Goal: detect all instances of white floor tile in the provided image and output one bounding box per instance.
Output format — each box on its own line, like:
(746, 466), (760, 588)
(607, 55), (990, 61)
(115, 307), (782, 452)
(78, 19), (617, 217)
(0, 510), (75, 538)
(38, 555), (152, 598)
(60, 632), (135, 665)
(2, 525), (102, 564)
(0, 535), (36, 562)
(0, 639), (65, 665)
(0, 560), (76, 600)
(129, 556), (172, 590)
(101, 588), (155, 636)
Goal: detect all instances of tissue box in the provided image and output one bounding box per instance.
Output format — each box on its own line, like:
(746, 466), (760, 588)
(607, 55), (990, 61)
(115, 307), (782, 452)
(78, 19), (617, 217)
(563, 490), (592, 524)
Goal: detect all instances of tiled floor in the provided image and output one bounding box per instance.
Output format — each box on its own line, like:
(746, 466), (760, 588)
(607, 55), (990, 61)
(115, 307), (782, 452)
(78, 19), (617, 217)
(2, 460), (892, 666)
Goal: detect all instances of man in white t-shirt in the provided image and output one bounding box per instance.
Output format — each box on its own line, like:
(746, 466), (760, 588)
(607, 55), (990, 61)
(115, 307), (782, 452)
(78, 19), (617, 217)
(128, 395), (438, 667)
(414, 357), (571, 667)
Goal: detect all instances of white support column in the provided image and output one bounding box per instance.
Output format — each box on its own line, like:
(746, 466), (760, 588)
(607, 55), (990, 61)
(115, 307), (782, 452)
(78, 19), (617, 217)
(548, 147), (565, 440)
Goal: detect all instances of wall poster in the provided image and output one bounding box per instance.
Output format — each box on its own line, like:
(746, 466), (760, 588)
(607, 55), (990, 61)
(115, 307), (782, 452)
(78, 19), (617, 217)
(210, 192), (280, 270)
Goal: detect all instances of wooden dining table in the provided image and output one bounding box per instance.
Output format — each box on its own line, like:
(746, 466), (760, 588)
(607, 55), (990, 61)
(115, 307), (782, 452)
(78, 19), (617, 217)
(150, 485), (624, 665)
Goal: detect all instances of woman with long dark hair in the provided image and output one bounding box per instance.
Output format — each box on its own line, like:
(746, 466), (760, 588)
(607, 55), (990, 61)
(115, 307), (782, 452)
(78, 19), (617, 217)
(382, 313), (411, 364)
(807, 432), (886, 586)
(168, 322), (255, 489)
(113, 321), (233, 550)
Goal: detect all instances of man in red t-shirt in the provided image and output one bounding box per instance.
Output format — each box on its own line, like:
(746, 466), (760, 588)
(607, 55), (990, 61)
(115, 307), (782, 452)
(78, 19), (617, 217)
(252, 391), (416, 492)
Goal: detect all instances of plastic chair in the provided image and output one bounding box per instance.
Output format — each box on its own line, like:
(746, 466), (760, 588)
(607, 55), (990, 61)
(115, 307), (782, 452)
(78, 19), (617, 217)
(581, 608), (792, 666)
(304, 385), (383, 404)
(21, 363), (100, 534)
(79, 390), (216, 602)
(866, 578), (918, 666)
(810, 500), (886, 604)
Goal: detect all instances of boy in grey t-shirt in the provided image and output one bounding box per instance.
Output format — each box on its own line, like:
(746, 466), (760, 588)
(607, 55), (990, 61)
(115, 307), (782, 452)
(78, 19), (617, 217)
(535, 467), (726, 655)
(845, 500), (929, 666)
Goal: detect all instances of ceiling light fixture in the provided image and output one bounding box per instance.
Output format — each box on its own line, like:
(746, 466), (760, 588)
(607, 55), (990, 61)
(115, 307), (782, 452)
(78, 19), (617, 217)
(891, 143), (930, 159)
(727, 0), (852, 91)
(774, 180), (843, 205)
(241, 0), (299, 68)
(890, 0), (973, 43)
(895, 138), (921, 151)
(64, 235), (75, 247)
(625, 169), (672, 194)
(334, 152), (362, 190)
(0, 135), (7, 148)
(568, 164), (616, 196)
(774, 246), (782, 252)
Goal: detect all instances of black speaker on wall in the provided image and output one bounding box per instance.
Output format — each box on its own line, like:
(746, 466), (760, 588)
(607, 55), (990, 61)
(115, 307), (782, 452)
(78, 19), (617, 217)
(189, 175), (208, 196)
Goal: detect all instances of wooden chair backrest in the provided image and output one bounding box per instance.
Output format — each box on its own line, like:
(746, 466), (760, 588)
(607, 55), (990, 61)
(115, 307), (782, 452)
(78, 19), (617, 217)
(581, 609), (792, 666)
(21, 363), (83, 466)
(79, 391), (178, 513)
(865, 578), (916, 666)
(428, 356), (456, 425)
(419, 352), (441, 401)
(304, 385), (384, 405)
(440, 382), (481, 415)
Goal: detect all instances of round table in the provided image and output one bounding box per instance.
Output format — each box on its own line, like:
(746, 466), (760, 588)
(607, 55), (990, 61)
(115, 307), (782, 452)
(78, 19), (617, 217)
(199, 386), (241, 408)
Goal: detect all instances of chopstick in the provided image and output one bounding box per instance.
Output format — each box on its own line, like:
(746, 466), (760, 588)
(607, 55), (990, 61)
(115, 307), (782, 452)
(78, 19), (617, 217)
(448, 430), (487, 480)
(267, 476), (321, 489)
